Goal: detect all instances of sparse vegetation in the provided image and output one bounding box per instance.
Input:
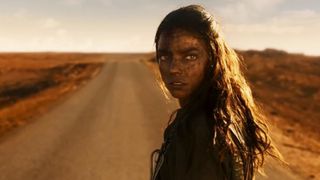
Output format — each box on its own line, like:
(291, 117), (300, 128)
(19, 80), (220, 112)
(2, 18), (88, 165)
(0, 50), (319, 179)
(0, 53), (105, 135)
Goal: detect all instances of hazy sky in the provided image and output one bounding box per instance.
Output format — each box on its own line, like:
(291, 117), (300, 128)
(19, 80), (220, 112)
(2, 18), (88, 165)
(0, 0), (319, 55)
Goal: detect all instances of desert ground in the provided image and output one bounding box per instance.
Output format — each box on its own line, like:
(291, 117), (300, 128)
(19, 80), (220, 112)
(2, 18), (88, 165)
(0, 51), (319, 179)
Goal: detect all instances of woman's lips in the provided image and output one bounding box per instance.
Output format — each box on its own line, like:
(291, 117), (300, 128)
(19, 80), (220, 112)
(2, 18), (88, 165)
(168, 81), (187, 88)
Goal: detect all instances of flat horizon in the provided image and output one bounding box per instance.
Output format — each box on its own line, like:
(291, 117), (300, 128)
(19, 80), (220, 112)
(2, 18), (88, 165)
(0, 48), (318, 57)
(0, 1), (319, 56)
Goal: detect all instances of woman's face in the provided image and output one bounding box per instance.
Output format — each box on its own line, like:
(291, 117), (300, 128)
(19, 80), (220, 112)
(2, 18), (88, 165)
(157, 29), (209, 104)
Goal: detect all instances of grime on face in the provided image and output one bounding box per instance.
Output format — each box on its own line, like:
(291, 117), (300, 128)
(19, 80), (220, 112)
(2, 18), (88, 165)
(157, 29), (209, 106)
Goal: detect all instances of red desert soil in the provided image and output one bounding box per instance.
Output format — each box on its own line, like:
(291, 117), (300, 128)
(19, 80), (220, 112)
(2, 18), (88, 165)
(0, 53), (106, 135)
(144, 49), (320, 180)
(0, 51), (319, 179)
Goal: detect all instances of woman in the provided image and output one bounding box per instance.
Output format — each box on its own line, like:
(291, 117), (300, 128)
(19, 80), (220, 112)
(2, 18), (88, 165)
(151, 5), (282, 180)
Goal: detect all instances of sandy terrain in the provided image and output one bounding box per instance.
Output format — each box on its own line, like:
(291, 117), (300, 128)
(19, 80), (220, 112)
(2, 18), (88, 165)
(0, 52), (148, 135)
(239, 49), (320, 179)
(0, 51), (318, 179)
(0, 53), (106, 135)
(0, 56), (301, 180)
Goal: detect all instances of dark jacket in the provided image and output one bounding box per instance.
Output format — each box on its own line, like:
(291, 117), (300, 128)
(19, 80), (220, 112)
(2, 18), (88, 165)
(153, 108), (242, 180)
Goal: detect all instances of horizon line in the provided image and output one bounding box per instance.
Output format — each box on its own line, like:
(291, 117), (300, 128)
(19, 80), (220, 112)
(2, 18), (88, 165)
(0, 48), (319, 57)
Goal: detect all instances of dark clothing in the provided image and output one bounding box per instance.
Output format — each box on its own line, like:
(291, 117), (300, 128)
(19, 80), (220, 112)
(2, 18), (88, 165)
(154, 108), (241, 180)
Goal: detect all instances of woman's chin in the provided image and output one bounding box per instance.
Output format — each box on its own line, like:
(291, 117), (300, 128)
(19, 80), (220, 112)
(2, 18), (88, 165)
(169, 90), (188, 100)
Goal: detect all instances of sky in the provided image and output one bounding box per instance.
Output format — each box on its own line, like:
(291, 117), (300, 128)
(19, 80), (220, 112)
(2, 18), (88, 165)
(0, 0), (319, 55)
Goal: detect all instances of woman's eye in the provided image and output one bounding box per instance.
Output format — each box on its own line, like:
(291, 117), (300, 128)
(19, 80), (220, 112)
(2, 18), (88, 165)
(185, 55), (197, 61)
(158, 55), (169, 62)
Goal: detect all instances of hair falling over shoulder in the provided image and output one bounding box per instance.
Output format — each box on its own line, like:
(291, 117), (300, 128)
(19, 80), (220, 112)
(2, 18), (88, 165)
(209, 40), (285, 179)
(154, 4), (285, 180)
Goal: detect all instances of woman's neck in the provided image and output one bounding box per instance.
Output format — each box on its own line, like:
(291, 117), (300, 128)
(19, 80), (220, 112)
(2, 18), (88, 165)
(178, 98), (189, 108)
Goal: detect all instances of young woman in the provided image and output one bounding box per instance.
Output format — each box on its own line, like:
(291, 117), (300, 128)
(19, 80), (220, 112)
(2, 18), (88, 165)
(150, 4), (282, 180)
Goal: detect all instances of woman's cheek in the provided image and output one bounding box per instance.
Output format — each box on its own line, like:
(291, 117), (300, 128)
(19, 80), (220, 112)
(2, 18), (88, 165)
(159, 66), (169, 82)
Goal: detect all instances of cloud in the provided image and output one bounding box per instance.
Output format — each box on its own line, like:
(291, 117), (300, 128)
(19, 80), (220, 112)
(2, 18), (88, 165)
(56, 28), (68, 36)
(98, 0), (113, 6)
(215, 0), (286, 23)
(62, 0), (86, 5)
(13, 8), (29, 19)
(222, 9), (320, 55)
(42, 18), (61, 29)
(243, 0), (284, 10)
(224, 9), (320, 35)
(225, 24), (303, 35)
(273, 9), (319, 25)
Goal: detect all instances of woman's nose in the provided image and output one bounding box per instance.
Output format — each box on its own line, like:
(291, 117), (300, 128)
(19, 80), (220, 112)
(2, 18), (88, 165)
(169, 59), (183, 74)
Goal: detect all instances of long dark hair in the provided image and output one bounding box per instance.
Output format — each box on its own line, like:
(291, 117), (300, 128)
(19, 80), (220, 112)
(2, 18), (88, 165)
(155, 4), (283, 179)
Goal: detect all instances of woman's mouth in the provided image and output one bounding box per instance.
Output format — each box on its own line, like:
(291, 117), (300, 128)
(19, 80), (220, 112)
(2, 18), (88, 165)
(168, 81), (187, 88)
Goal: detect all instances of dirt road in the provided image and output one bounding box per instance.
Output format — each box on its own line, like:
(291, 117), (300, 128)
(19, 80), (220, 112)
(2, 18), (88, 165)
(0, 59), (303, 180)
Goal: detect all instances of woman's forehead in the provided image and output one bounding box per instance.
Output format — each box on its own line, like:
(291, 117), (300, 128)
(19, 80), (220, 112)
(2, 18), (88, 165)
(157, 29), (206, 52)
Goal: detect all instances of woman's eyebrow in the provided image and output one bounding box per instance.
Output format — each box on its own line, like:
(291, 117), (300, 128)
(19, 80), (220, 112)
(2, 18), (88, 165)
(157, 47), (200, 54)
(157, 49), (170, 54)
(179, 47), (199, 54)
